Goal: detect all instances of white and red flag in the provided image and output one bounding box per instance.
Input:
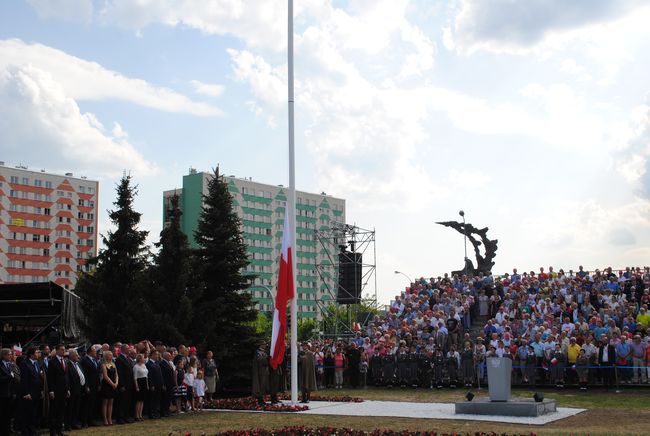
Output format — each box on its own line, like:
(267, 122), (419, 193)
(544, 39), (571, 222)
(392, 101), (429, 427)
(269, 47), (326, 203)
(269, 212), (295, 369)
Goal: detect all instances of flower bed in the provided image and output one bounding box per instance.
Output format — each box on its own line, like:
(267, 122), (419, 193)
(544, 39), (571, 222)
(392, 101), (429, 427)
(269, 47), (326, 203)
(207, 397), (308, 412)
(277, 393), (364, 403)
(216, 427), (537, 436)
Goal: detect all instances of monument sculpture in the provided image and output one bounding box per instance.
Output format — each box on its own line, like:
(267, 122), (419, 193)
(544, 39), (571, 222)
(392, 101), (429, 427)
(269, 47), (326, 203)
(436, 220), (498, 276)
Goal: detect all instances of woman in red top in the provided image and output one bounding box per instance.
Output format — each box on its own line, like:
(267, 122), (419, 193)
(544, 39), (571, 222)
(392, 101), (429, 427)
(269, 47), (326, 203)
(334, 347), (346, 389)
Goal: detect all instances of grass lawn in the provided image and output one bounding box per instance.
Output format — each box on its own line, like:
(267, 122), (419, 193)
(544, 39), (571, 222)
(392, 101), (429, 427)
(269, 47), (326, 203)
(77, 387), (650, 435)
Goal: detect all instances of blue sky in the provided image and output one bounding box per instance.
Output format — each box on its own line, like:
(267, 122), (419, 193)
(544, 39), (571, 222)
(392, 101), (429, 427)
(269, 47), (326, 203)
(1, 0), (649, 303)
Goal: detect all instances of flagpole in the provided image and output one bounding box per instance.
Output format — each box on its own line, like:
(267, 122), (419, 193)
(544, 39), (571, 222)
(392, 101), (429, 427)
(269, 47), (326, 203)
(288, 0), (298, 405)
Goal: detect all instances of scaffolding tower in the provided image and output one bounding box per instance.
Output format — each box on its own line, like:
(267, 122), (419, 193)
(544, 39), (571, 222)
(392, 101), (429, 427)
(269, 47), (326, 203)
(314, 223), (377, 338)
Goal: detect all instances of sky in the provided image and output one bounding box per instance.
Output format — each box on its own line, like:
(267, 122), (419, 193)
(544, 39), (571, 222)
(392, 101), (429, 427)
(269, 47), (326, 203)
(1, 0), (650, 304)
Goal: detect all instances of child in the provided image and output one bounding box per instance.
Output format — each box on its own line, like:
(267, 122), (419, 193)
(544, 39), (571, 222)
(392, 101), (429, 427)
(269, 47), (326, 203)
(183, 359), (197, 412)
(193, 370), (207, 411)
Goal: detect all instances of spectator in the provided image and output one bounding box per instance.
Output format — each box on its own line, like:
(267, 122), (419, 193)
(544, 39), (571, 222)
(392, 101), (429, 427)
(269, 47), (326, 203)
(201, 351), (218, 402)
(99, 351), (118, 426)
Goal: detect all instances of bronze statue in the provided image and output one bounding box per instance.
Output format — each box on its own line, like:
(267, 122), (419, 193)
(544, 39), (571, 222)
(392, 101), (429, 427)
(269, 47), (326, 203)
(436, 221), (498, 276)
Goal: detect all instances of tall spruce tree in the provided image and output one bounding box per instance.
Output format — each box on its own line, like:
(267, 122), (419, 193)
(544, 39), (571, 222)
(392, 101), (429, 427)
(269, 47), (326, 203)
(141, 194), (194, 344)
(76, 175), (149, 342)
(191, 167), (259, 388)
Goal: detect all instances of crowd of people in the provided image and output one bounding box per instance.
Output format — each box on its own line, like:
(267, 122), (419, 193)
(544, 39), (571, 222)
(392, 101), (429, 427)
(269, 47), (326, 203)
(2, 265), (650, 434)
(0, 341), (219, 436)
(268, 266), (650, 391)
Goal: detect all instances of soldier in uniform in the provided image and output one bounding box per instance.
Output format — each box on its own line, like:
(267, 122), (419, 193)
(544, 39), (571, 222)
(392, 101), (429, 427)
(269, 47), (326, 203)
(251, 343), (270, 406)
(418, 351), (433, 388)
(550, 344), (566, 388)
(432, 348), (445, 389)
(298, 343), (317, 403)
(407, 346), (419, 388)
(381, 353), (396, 387)
(460, 342), (475, 387)
(370, 353), (383, 386)
(446, 346), (459, 388)
(396, 345), (409, 387)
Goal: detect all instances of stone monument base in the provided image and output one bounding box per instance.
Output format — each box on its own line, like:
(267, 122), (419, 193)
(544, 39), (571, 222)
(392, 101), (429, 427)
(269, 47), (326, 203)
(455, 398), (557, 417)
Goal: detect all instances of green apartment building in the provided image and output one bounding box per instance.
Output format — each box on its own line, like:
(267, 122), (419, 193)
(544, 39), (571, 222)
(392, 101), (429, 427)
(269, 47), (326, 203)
(162, 169), (346, 319)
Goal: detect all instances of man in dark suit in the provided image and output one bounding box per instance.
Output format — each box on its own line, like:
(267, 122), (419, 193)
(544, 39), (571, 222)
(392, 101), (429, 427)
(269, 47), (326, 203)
(46, 344), (69, 436)
(1, 348), (18, 436)
(146, 350), (164, 419)
(159, 352), (175, 417)
(64, 350), (84, 430)
(115, 346), (135, 424)
(598, 336), (617, 390)
(16, 347), (42, 436)
(79, 346), (100, 427)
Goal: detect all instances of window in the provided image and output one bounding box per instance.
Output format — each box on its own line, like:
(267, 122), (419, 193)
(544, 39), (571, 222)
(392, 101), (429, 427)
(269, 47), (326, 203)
(10, 176), (18, 183)
(78, 199), (85, 206)
(88, 187), (94, 194)
(44, 208), (50, 215)
(45, 181), (52, 188)
(9, 189), (17, 197)
(22, 177), (29, 185)
(79, 186), (85, 193)
(34, 179), (42, 187)
(57, 190), (64, 197)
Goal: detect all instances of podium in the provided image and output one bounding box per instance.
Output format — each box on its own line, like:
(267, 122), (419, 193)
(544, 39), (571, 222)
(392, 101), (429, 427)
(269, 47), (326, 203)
(455, 356), (557, 417)
(486, 357), (511, 402)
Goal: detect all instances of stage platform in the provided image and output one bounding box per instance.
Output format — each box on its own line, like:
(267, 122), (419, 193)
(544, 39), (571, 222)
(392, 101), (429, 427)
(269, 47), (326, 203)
(210, 399), (584, 425)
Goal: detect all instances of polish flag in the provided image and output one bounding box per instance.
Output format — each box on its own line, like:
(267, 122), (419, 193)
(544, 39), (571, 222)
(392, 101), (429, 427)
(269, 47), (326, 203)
(270, 212), (294, 369)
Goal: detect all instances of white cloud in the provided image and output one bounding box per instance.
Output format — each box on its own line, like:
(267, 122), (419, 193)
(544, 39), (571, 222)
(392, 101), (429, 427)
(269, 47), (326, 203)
(27, 0), (94, 23)
(96, 0), (288, 51)
(450, 0), (642, 54)
(0, 38), (222, 116)
(0, 65), (157, 177)
(521, 198), (650, 258)
(189, 80), (225, 97)
(616, 104), (650, 198)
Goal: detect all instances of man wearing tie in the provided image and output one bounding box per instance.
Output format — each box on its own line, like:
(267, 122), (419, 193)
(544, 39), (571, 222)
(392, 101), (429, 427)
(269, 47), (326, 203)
(115, 345), (135, 424)
(1, 348), (18, 436)
(16, 347), (42, 436)
(46, 344), (69, 436)
(159, 352), (175, 417)
(79, 346), (100, 427)
(146, 350), (164, 419)
(65, 350), (85, 431)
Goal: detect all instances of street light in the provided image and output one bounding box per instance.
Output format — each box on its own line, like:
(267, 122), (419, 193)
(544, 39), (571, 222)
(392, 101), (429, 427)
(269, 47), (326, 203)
(459, 210), (467, 265)
(251, 285), (276, 309)
(394, 270), (413, 283)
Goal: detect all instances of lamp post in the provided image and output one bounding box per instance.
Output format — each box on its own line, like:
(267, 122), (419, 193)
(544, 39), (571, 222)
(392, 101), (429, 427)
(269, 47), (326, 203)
(252, 285), (275, 306)
(459, 210), (467, 265)
(394, 270), (413, 284)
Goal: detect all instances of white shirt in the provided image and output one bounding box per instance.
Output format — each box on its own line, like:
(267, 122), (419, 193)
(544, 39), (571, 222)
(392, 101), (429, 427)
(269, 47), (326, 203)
(72, 361), (85, 386)
(133, 363), (148, 379)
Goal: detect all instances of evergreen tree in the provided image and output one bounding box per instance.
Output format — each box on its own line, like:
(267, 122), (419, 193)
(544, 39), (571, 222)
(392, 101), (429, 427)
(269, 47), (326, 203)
(76, 175), (149, 342)
(191, 167), (259, 388)
(141, 194), (194, 344)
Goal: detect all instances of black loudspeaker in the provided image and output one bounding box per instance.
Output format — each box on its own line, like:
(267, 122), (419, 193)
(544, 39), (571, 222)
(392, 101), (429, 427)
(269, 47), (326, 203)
(336, 251), (362, 304)
(533, 392), (544, 403)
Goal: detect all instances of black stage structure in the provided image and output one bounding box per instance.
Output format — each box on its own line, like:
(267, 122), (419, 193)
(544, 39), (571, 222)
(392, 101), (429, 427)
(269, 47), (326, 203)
(0, 282), (81, 348)
(314, 223), (377, 337)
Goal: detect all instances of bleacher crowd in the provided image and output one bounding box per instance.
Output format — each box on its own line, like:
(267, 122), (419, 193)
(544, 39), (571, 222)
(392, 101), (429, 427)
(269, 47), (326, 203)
(293, 266), (650, 391)
(0, 341), (218, 435)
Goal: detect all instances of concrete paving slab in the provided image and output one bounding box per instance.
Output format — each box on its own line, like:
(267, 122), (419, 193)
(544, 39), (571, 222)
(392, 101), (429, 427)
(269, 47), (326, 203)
(209, 399), (585, 425)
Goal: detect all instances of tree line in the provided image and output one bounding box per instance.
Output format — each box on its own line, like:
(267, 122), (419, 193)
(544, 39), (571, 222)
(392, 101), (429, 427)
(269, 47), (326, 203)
(75, 168), (258, 389)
